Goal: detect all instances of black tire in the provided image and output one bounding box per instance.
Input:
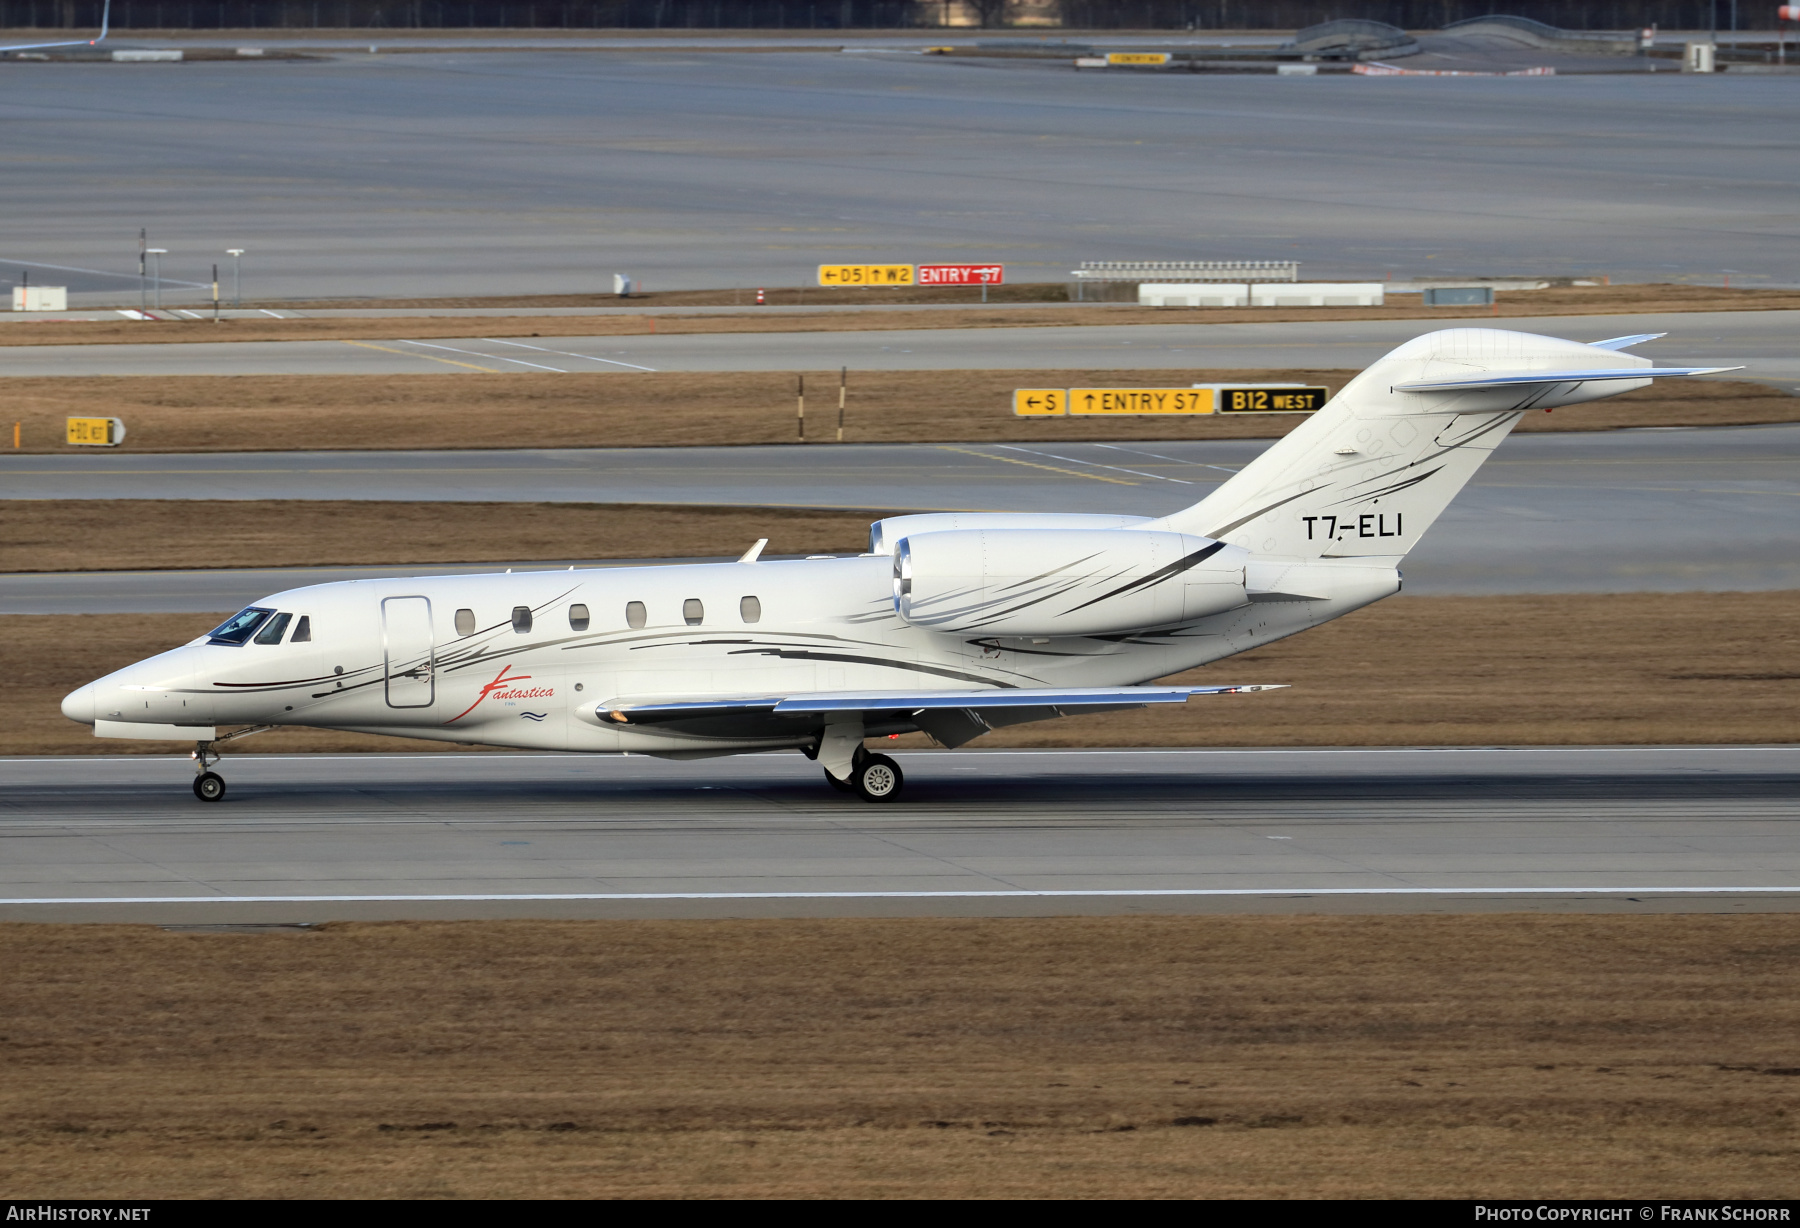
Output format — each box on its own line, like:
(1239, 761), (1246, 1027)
(853, 754), (904, 802)
(823, 767), (855, 793)
(193, 771), (226, 803)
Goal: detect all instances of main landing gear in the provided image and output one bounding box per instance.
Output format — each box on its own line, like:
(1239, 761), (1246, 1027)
(822, 745), (905, 802)
(806, 716), (905, 802)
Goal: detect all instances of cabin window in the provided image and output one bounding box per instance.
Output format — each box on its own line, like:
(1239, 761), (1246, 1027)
(454, 608), (475, 636)
(683, 598), (704, 626)
(569, 603), (590, 631)
(625, 601), (647, 629)
(512, 606), (533, 634)
(206, 607), (273, 646)
(291, 615), (311, 643)
(253, 612), (293, 645)
(740, 595), (761, 624)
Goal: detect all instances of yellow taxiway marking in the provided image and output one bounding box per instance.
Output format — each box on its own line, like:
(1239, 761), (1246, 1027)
(339, 339), (503, 373)
(936, 445), (1136, 484)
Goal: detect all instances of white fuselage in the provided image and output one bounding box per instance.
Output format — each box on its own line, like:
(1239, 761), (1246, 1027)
(66, 554), (1388, 757)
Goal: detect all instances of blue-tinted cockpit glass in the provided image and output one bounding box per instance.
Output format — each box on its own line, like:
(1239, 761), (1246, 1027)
(207, 607), (274, 646)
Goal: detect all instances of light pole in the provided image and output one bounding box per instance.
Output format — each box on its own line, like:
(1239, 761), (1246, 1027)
(138, 228), (147, 311)
(146, 248), (167, 310)
(226, 249), (245, 308)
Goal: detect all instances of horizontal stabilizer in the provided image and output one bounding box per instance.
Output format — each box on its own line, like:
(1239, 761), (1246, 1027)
(604, 685), (1285, 723)
(1394, 365), (1739, 392)
(1589, 333), (1666, 351)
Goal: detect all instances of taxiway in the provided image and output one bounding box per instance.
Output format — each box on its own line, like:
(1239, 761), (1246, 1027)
(6, 425), (1797, 603)
(0, 311), (1791, 377)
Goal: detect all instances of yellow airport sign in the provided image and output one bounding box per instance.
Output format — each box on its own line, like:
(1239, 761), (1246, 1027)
(1013, 389), (1068, 416)
(818, 264), (915, 287)
(1068, 388), (1213, 415)
(1107, 52), (1172, 65)
(66, 416), (125, 446)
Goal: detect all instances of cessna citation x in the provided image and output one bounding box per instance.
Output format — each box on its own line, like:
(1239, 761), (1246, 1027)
(63, 327), (1733, 802)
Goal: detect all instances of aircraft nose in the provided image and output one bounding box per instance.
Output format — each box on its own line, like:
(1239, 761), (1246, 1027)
(61, 683), (96, 726)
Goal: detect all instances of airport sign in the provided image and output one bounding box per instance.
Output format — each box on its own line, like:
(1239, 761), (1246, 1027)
(1068, 388), (1213, 415)
(918, 263), (1004, 286)
(1209, 385), (1330, 413)
(1107, 52), (1171, 66)
(818, 264), (915, 287)
(65, 416), (125, 446)
(1013, 389), (1068, 416)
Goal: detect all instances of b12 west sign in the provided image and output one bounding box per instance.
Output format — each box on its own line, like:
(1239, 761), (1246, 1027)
(916, 263), (1005, 286)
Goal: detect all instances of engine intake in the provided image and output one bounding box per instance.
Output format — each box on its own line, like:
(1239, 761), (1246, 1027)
(894, 529), (1249, 636)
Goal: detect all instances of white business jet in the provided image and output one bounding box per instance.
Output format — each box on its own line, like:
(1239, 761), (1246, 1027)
(1, 0), (109, 53)
(62, 327), (1733, 803)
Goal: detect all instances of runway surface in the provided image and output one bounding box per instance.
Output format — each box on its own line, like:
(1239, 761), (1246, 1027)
(4, 52), (1798, 303)
(6, 425), (1797, 603)
(0, 312), (1790, 377)
(3, 747), (1795, 922)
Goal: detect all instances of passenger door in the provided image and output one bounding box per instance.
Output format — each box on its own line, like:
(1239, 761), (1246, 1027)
(382, 596), (435, 708)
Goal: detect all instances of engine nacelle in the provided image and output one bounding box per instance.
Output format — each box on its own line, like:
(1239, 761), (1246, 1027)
(894, 529), (1249, 636)
(868, 512), (1153, 556)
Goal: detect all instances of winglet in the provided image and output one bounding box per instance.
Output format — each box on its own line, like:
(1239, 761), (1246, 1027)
(1, 0), (111, 52)
(738, 538), (768, 564)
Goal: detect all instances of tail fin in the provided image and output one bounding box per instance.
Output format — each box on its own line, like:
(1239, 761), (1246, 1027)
(1150, 327), (1734, 561)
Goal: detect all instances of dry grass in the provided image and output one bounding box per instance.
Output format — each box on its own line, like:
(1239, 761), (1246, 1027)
(12, 592), (1797, 756)
(11, 283), (1800, 349)
(1, 915), (1797, 1198)
(3, 371), (1788, 453)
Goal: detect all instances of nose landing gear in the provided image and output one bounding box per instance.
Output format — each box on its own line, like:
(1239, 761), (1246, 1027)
(187, 726), (276, 803)
(192, 742), (226, 802)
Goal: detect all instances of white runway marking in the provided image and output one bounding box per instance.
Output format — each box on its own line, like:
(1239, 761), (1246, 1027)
(399, 338), (565, 372)
(480, 336), (659, 372)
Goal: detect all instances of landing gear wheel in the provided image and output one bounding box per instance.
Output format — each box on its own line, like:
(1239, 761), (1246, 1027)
(193, 771), (226, 803)
(853, 753), (903, 802)
(823, 768), (855, 793)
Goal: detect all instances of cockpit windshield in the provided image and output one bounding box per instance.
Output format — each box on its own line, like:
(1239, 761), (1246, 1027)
(253, 612), (293, 645)
(207, 607), (274, 646)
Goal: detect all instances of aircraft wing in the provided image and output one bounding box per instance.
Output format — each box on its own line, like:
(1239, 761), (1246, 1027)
(2, 0), (109, 50)
(602, 684), (1286, 725)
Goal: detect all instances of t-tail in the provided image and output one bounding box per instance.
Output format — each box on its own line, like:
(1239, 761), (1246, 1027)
(1148, 327), (1734, 567)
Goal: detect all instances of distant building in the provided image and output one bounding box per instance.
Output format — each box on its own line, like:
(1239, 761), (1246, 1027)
(936, 0), (1062, 26)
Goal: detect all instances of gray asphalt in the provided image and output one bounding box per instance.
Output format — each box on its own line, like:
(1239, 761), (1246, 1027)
(3, 747), (1795, 922)
(6, 425), (1797, 603)
(3, 52), (1798, 304)
(0, 311), (1791, 376)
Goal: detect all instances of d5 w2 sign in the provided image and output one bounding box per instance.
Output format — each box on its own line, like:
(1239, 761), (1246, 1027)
(917, 264), (1004, 286)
